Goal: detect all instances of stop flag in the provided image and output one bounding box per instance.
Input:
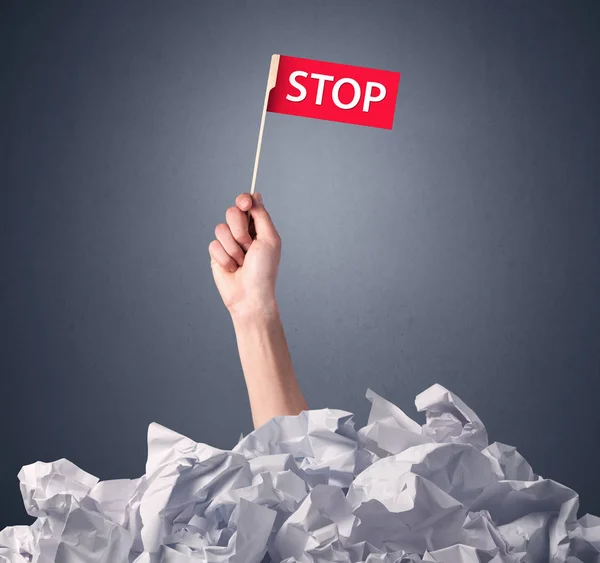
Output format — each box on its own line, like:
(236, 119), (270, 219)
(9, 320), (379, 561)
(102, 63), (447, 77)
(267, 55), (401, 130)
(248, 54), (401, 193)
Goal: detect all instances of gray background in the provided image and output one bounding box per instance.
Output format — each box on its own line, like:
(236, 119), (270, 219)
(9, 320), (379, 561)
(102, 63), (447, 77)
(2, 0), (599, 528)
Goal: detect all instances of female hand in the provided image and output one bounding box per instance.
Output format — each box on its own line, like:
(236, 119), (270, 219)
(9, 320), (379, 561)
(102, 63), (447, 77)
(208, 192), (282, 318)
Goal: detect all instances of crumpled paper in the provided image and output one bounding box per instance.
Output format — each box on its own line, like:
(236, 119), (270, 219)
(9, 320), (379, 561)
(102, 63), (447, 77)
(1, 383), (599, 563)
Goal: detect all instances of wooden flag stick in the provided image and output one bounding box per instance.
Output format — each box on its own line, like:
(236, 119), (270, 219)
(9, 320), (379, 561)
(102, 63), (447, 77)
(250, 54), (280, 195)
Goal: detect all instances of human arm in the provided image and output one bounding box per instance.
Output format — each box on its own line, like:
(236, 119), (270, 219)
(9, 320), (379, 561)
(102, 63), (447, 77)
(208, 192), (308, 428)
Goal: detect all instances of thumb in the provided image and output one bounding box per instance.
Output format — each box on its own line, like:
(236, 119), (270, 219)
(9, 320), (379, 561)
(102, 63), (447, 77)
(249, 193), (279, 245)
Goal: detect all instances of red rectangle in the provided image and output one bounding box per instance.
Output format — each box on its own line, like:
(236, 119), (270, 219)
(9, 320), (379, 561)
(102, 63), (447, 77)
(267, 55), (400, 130)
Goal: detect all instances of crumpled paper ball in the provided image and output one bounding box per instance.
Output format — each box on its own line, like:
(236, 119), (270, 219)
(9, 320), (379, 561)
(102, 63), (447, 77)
(1, 384), (598, 563)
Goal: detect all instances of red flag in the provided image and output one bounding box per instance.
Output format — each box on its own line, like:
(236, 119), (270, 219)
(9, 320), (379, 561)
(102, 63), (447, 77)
(267, 55), (400, 130)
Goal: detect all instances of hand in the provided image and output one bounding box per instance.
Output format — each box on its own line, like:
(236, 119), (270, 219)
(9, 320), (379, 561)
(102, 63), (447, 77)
(208, 192), (282, 317)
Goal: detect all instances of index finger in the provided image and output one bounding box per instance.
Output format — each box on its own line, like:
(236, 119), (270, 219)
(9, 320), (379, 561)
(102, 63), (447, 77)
(235, 193), (252, 212)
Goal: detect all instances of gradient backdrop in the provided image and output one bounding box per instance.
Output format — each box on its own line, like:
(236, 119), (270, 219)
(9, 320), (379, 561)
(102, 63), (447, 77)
(2, 1), (600, 528)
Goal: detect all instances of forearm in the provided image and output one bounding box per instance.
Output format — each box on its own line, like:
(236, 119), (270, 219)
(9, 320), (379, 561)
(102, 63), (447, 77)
(230, 300), (308, 429)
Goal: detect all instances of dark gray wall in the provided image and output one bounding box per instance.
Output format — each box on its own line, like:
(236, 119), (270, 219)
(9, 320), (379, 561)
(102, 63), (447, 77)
(2, 1), (599, 528)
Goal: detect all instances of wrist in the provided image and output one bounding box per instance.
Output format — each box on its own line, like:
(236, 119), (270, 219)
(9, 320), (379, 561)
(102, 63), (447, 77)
(229, 298), (280, 327)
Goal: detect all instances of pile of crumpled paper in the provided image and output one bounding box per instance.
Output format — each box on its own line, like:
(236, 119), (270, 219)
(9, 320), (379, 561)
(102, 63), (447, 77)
(1, 384), (599, 563)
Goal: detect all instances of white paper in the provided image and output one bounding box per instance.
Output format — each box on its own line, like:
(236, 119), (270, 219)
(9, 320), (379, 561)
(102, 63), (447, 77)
(1, 383), (598, 563)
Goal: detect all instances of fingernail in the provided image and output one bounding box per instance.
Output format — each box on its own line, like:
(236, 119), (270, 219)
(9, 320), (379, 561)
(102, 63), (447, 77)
(257, 193), (263, 204)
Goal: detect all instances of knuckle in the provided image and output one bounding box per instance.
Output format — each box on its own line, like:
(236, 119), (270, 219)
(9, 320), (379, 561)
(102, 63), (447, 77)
(226, 206), (240, 219)
(235, 193), (247, 204)
(215, 223), (228, 238)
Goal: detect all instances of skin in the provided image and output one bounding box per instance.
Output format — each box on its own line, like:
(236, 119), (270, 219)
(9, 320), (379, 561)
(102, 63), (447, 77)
(208, 192), (308, 429)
